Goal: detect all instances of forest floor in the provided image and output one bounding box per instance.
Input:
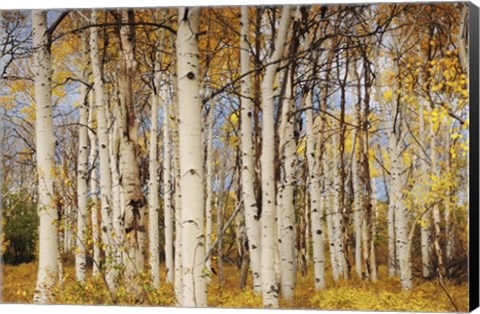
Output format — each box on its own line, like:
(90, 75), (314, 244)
(2, 261), (468, 311)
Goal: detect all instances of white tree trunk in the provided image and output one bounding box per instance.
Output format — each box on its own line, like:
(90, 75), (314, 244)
(172, 76), (183, 304)
(163, 86), (174, 284)
(117, 11), (145, 293)
(75, 31), (89, 283)
(176, 7), (207, 307)
(108, 112), (124, 270)
(259, 6), (291, 308)
(352, 132), (363, 279)
(148, 89), (160, 289)
(87, 91), (100, 277)
(374, 46), (397, 278)
(89, 10), (115, 289)
(418, 101), (431, 278)
(204, 103), (214, 281)
(331, 128), (347, 279)
(32, 10), (58, 304)
(239, 6), (261, 293)
(429, 110), (445, 280)
(278, 73), (296, 300)
(443, 125), (453, 267)
(305, 90), (326, 290)
(458, 3), (469, 74)
(389, 59), (411, 289)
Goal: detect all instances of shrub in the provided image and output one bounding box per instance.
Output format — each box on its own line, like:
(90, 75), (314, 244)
(3, 189), (39, 265)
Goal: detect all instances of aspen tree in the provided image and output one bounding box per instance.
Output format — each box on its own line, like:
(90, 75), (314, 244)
(89, 10), (115, 289)
(32, 10), (58, 303)
(239, 6), (261, 293)
(259, 6), (292, 308)
(148, 85), (160, 289)
(87, 91), (100, 276)
(176, 7), (207, 307)
(75, 31), (89, 283)
(163, 85), (174, 284)
(278, 72), (296, 300)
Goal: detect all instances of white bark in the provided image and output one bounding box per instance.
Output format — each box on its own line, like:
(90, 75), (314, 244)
(458, 3), (469, 74)
(240, 6), (261, 293)
(259, 6), (291, 308)
(163, 86), (174, 284)
(172, 76), (183, 304)
(108, 112), (123, 270)
(443, 125), (453, 266)
(386, 57), (411, 289)
(117, 11), (145, 292)
(429, 109), (445, 280)
(148, 89), (160, 289)
(374, 46), (397, 278)
(87, 92), (100, 277)
(176, 7), (207, 307)
(352, 132), (363, 279)
(32, 10), (58, 304)
(75, 32), (89, 283)
(278, 73), (296, 300)
(331, 128), (347, 279)
(305, 91), (325, 289)
(204, 103), (214, 280)
(89, 10), (115, 288)
(418, 100), (431, 278)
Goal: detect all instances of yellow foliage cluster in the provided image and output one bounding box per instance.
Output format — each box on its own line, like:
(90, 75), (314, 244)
(2, 261), (468, 311)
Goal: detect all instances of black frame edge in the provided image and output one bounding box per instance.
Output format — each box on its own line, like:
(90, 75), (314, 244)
(470, 1), (480, 312)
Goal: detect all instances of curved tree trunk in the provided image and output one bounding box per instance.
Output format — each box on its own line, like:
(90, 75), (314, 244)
(259, 5), (292, 308)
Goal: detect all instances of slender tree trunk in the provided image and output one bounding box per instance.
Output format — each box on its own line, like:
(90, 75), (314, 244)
(259, 6), (291, 308)
(278, 72), (296, 300)
(457, 3), (469, 74)
(88, 91), (100, 277)
(75, 31), (90, 283)
(374, 46), (396, 278)
(32, 10), (58, 303)
(418, 100), (431, 278)
(148, 88), (160, 290)
(429, 111), (446, 282)
(216, 144), (227, 286)
(362, 65), (377, 282)
(305, 90), (326, 289)
(331, 127), (348, 279)
(172, 74), (183, 304)
(109, 110), (124, 272)
(176, 7), (207, 307)
(89, 10), (115, 289)
(443, 125), (453, 272)
(352, 131), (363, 279)
(240, 6), (262, 293)
(204, 103), (214, 280)
(163, 86), (174, 284)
